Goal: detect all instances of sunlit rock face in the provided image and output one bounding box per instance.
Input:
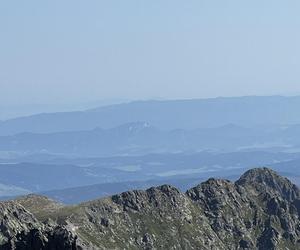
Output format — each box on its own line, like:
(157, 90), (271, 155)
(1, 168), (300, 250)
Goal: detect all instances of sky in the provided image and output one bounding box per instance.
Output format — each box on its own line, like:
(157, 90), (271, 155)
(1, 1), (300, 119)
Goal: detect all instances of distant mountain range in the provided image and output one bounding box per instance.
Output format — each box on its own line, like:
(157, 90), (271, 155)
(0, 121), (300, 157)
(1, 95), (300, 207)
(1, 96), (300, 135)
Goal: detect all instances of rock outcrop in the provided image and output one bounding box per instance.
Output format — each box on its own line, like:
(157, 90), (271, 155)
(0, 200), (81, 249)
(1, 167), (300, 249)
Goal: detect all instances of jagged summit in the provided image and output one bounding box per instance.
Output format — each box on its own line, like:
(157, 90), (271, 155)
(237, 167), (288, 185)
(1, 167), (300, 249)
(236, 167), (300, 201)
(110, 184), (183, 213)
(0, 199), (79, 249)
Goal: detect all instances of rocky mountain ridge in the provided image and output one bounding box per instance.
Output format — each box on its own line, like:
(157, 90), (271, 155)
(1, 167), (300, 249)
(0, 200), (79, 249)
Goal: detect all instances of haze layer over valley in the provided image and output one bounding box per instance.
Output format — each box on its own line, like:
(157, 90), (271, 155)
(1, 96), (300, 204)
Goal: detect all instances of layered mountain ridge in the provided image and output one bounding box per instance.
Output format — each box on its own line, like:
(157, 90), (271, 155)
(1, 96), (300, 135)
(1, 167), (300, 249)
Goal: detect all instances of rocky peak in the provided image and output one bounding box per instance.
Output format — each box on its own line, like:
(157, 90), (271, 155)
(2, 167), (300, 249)
(236, 167), (300, 201)
(0, 201), (40, 240)
(0, 200), (81, 249)
(186, 178), (235, 201)
(111, 184), (183, 212)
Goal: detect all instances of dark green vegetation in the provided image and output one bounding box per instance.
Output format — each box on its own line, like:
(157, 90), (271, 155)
(1, 168), (300, 249)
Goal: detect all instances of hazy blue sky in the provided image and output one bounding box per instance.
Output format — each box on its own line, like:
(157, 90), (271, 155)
(1, 1), (300, 118)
